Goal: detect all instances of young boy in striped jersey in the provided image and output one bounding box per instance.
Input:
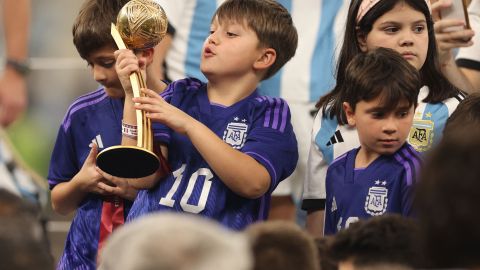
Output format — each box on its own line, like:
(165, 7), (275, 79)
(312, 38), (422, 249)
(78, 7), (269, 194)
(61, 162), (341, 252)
(117, 0), (299, 230)
(324, 48), (422, 235)
(47, 0), (168, 268)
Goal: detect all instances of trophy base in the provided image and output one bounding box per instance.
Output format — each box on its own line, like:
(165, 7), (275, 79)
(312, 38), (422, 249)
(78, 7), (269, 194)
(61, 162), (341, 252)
(96, 145), (159, 178)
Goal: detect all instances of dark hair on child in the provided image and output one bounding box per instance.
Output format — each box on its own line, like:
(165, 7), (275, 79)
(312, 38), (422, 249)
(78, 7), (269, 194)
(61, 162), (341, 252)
(73, 0), (129, 59)
(328, 214), (420, 268)
(341, 47), (420, 114)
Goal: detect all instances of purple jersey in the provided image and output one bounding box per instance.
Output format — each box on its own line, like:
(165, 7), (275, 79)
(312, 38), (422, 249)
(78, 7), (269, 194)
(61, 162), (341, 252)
(128, 78), (298, 230)
(324, 143), (421, 235)
(48, 88), (133, 269)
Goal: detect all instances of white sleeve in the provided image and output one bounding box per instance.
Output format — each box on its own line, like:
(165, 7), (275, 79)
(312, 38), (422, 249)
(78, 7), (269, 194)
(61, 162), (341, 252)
(302, 109), (361, 210)
(302, 111), (328, 206)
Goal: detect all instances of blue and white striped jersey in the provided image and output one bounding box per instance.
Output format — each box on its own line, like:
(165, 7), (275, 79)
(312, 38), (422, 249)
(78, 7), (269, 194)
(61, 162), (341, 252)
(155, 0), (225, 82)
(127, 78), (298, 230)
(259, 0), (349, 102)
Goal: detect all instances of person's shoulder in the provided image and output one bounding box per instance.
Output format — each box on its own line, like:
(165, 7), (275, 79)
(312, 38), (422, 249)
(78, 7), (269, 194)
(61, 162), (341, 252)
(252, 95), (290, 110)
(420, 86), (465, 115)
(250, 95), (293, 130)
(62, 87), (110, 131)
(329, 149), (352, 169)
(162, 77), (205, 98)
(391, 144), (422, 183)
(421, 85), (466, 104)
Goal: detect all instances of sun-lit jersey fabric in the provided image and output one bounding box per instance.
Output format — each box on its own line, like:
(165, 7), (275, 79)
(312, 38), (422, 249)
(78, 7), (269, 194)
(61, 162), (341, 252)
(259, 0), (349, 102)
(302, 86), (464, 211)
(155, 0), (225, 82)
(47, 88), (133, 270)
(127, 78), (298, 229)
(324, 144), (421, 235)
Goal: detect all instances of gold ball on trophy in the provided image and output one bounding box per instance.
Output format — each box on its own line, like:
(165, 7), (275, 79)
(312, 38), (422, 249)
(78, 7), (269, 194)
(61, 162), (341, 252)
(116, 0), (168, 49)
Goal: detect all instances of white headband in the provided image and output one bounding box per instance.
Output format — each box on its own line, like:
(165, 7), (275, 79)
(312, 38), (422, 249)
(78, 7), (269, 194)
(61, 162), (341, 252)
(356, 0), (431, 24)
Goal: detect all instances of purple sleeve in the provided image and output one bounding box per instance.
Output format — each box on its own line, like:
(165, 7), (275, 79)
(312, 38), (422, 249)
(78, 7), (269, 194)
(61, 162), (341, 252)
(397, 145), (421, 217)
(401, 170), (415, 217)
(152, 83), (176, 144)
(242, 97), (298, 193)
(324, 167), (338, 235)
(47, 127), (78, 190)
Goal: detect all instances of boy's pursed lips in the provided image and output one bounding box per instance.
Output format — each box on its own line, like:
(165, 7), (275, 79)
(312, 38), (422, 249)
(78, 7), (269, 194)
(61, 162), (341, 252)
(203, 46), (216, 57)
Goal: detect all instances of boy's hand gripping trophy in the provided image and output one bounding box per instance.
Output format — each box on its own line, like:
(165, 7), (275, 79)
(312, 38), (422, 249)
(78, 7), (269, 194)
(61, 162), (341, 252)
(96, 0), (167, 178)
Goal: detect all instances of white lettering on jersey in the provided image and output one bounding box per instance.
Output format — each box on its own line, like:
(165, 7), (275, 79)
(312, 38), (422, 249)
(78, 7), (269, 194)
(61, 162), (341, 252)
(159, 164), (186, 207)
(159, 165), (214, 214)
(180, 168), (213, 213)
(345, 217), (359, 229)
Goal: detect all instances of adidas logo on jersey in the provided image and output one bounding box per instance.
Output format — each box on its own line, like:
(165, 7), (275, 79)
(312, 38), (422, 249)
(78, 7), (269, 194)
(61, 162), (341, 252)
(327, 130), (344, 146)
(91, 134), (104, 149)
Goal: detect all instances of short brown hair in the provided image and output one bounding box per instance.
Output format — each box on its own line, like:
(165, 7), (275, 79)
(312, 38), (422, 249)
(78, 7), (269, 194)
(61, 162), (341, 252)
(246, 221), (319, 270)
(213, 0), (298, 80)
(341, 48), (421, 122)
(72, 0), (129, 59)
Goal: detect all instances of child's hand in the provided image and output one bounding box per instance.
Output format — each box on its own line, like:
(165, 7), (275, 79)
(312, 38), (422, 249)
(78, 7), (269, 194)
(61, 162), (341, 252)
(133, 88), (196, 135)
(73, 143), (112, 196)
(114, 49), (146, 97)
(95, 168), (138, 201)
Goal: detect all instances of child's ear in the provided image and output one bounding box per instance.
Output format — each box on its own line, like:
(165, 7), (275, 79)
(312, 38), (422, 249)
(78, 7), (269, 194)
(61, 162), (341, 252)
(253, 48), (276, 70)
(343, 102), (356, 126)
(138, 47), (155, 68)
(356, 31), (368, 52)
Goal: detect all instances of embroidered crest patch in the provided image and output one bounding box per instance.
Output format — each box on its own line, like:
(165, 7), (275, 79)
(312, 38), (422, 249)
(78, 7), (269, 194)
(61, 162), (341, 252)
(223, 119), (248, 149)
(364, 186), (388, 216)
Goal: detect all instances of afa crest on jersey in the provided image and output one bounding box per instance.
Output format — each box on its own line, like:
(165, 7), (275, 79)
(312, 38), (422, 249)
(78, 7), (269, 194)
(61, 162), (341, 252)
(364, 185), (388, 216)
(223, 117), (248, 149)
(408, 118), (434, 152)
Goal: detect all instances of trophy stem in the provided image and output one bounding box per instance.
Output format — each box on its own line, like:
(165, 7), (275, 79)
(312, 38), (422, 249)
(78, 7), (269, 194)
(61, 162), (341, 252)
(96, 23), (160, 178)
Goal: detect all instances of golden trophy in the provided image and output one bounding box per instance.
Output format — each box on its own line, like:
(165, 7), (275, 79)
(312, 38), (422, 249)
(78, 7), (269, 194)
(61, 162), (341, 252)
(96, 0), (168, 178)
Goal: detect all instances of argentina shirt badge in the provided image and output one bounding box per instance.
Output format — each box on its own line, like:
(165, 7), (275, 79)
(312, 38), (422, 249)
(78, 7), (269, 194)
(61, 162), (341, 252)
(364, 180), (388, 216)
(223, 117), (248, 149)
(408, 119), (434, 152)
(408, 112), (434, 152)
